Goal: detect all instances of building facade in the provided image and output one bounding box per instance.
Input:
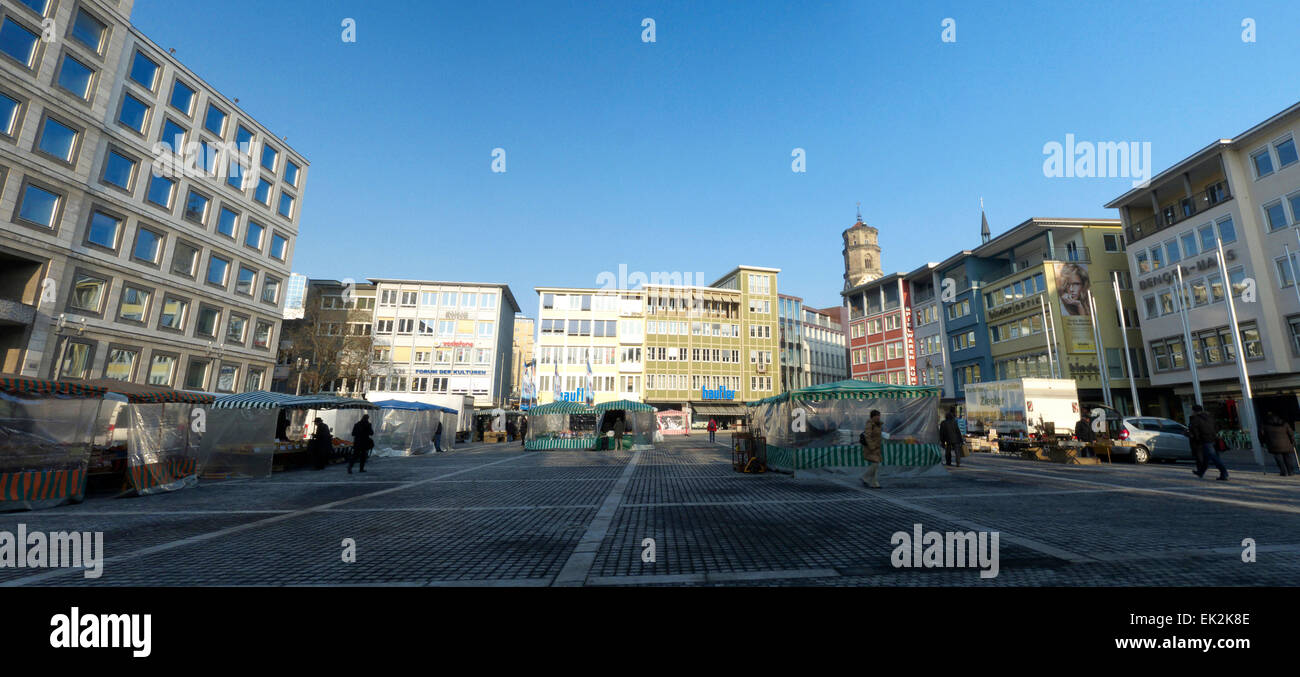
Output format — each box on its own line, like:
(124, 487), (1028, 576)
(534, 288), (643, 407)
(510, 315), (533, 407)
(0, 0), (307, 393)
(778, 293), (804, 391)
(801, 305), (846, 386)
(273, 278), (375, 395)
(1107, 101), (1300, 423)
(845, 273), (916, 385)
(365, 279), (519, 408)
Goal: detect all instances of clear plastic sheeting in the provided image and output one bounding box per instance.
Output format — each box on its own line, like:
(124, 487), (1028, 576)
(374, 409), (436, 457)
(198, 408), (278, 480)
(126, 403), (201, 495)
(435, 411), (457, 450)
(657, 410), (688, 435)
(0, 392), (102, 511)
(596, 411), (657, 448)
(752, 395), (942, 471)
(525, 412), (598, 450)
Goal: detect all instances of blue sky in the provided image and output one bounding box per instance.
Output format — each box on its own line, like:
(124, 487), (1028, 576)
(131, 0), (1300, 317)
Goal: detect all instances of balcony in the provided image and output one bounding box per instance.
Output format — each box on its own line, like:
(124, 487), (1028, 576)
(0, 298), (36, 326)
(1042, 247), (1090, 263)
(1125, 184), (1232, 245)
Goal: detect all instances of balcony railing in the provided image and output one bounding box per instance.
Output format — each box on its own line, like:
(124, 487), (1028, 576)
(1125, 184), (1233, 245)
(1043, 247), (1090, 263)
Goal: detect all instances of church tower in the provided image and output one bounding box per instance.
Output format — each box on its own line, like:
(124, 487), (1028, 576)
(842, 204), (883, 291)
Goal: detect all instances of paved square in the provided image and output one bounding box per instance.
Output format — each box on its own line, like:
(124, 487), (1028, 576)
(2, 436), (1297, 586)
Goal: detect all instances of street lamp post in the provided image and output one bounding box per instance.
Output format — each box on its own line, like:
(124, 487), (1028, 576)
(295, 357), (310, 396)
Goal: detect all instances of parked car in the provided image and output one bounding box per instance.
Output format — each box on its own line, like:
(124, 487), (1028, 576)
(1119, 416), (1194, 463)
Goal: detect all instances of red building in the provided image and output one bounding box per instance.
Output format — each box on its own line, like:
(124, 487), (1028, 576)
(843, 273), (917, 385)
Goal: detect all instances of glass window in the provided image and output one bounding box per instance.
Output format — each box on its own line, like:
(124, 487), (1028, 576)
(270, 233), (288, 260)
(254, 178), (272, 204)
(69, 9), (106, 52)
(1265, 202), (1288, 231)
(146, 175), (175, 208)
(119, 285), (150, 322)
(226, 315), (247, 344)
(129, 51), (158, 90)
(236, 266), (255, 296)
(0, 17), (40, 67)
(171, 242), (198, 276)
(196, 306), (220, 337)
(261, 277), (280, 304)
(206, 254), (229, 286)
(160, 119), (185, 152)
(17, 0), (49, 15)
(1164, 240), (1180, 263)
(204, 104), (227, 136)
(184, 360), (209, 390)
(132, 228), (162, 263)
(103, 348), (137, 381)
(0, 91), (20, 136)
(226, 156), (244, 189)
(215, 365), (237, 393)
(1216, 217), (1236, 244)
(217, 207), (239, 237)
(57, 340), (93, 379)
(1180, 232), (1197, 258)
(159, 297), (188, 330)
(170, 80), (196, 115)
(37, 116), (78, 162)
(85, 211), (121, 249)
(102, 150), (136, 190)
(284, 161), (300, 187)
(236, 125), (253, 152)
(18, 183), (59, 227)
(1276, 138), (1298, 168)
(69, 272), (105, 312)
(1252, 149), (1274, 178)
(261, 144), (277, 172)
(252, 321), (271, 349)
(148, 354), (176, 385)
(245, 368), (264, 391)
(278, 192), (294, 219)
(57, 53), (94, 99)
(1198, 224), (1216, 252)
(183, 190), (209, 224)
(118, 93), (149, 133)
(245, 220), (264, 249)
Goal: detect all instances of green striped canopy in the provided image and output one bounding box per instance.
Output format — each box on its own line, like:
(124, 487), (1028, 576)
(746, 379), (939, 406)
(212, 391), (377, 410)
(527, 401), (596, 415)
(593, 399), (655, 412)
(0, 374), (107, 399)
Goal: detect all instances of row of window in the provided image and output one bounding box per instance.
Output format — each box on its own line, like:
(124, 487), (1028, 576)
(1261, 190), (1300, 232)
(1136, 217), (1236, 274)
(371, 347), (493, 366)
(368, 375), (488, 396)
(860, 371), (911, 386)
(1250, 135), (1298, 180)
(951, 330), (977, 353)
(64, 268), (276, 348)
(746, 273), (772, 296)
(984, 273), (1048, 310)
(380, 289), (499, 309)
(320, 295), (375, 310)
(990, 314), (1045, 344)
(1148, 322), (1265, 373)
(374, 318), (494, 338)
(1141, 266), (1247, 318)
(537, 346), (620, 365)
(540, 318), (616, 337)
(55, 335), (266, 393)
(644, 295), (740, 318)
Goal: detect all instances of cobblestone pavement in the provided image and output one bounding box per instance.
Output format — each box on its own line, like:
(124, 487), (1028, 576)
(2, 435), (1297, 587)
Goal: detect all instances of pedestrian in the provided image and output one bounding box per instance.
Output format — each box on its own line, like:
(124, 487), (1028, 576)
(707, 417), (718, 443)
(433, 419), (444, 453)
(860, 409), (884, 488)
(1075, 414), (1096, 458)
(349, 414), (374, 474)
(613, 416), (626, 450)
(310, 418), (332, 470)
(519, 416), (528, 447)
(1188, 404), (1228, 481)
(940, 408), (963, 467)
(1258, 411), (1298, 476)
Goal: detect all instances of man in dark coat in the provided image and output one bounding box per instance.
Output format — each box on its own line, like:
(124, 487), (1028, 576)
(940, 409), (964, 467)
(310, 418), (332, 470)
(1075, 414), (1096, 458)
(520, 416), (528, 447)
(1188, 404), (1228, 480)
(1259, 411), (1297, 476)
(433, 420), (444, 453)
(613, 416), (626, 450)
(349, 414), (374, 473)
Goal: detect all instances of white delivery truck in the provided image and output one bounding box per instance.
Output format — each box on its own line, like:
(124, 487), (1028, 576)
(964, 378), (1081, 438)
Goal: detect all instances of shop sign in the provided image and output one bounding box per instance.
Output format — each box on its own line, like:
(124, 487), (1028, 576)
(415, 369), (487, 376)
(986, 294), (1044, 321)
(702, 387), (735, 400)
(559, 388), (589, 403)
(1138, 250), (1236, 291)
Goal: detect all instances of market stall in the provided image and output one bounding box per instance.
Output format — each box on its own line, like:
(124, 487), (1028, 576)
(594, 399), (657, 449)
(0, 375), (110, 511)
(369, 400), (457, 457)
(211, 392), (376, 468)
(64, 380), (215, 495)
(747, 379), (943, 473)
(656, 409), (688, 435)
(524, 401), (598, 450)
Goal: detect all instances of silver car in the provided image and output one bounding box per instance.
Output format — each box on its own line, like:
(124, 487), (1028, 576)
(1121, 417), (1194, 464)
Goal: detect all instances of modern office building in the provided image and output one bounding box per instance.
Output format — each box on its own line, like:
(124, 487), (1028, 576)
(777, 293), (805, 391)
(0, 0), (307, 393)
(534, 287), (642, 407)
(1106, 101), (1300, 422)
(800, 305), (846, 386)
(365, 279), (519, 408)
(282, 271), (307, 320)
(534, 265), (780, 423)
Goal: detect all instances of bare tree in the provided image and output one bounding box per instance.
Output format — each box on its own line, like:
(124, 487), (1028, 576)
(280, 285), (374, 395)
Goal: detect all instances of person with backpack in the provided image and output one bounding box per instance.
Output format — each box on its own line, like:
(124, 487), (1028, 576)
(940, 408), (963, 467)
(707, 418), (718, 443)
(1259, 411), (1298, 476)
(1188, 404), (1228, 481)
(349, 414), (374, 473)
(860, 409), (884, 488)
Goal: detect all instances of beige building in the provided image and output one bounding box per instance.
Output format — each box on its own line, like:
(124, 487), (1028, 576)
(510, 315), (533, 407)
(0, 0), (307, 393)
(1106, 100), (1300, 422)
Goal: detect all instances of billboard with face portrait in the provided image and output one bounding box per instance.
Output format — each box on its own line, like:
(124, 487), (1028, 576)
(1054, 262), (1095, 353)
